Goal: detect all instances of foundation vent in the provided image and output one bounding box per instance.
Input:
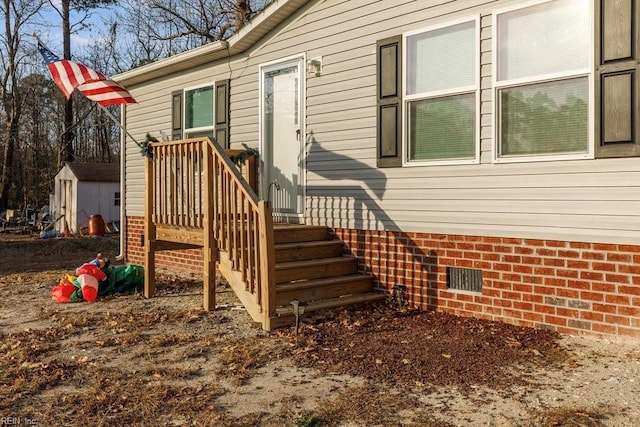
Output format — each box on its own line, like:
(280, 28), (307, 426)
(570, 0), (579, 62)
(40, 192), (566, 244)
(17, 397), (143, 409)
(447, 266), (482, 292)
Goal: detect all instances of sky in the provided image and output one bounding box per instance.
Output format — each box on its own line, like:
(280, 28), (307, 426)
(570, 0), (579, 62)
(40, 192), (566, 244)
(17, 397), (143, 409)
(37, 1), (119, 54)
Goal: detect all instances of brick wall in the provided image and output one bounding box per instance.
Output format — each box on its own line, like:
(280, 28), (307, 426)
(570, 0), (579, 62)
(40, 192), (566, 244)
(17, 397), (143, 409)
(125, 215), (640, 337)
(331, 228), (640, 337)
(125, 216), (203, 274)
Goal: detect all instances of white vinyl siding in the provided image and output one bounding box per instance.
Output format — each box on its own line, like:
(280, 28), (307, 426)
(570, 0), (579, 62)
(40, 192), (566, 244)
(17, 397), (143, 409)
(121, 0), (640, 245)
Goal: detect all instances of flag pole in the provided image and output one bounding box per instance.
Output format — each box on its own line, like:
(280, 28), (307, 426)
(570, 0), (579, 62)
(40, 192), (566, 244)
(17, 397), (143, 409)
(97, 104), (140, 145)
(96, 103), (152, 159)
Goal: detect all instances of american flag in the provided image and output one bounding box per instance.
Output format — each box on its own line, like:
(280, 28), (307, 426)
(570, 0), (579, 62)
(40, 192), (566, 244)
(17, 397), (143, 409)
(38, 41), (136, 105)
(79, 80), (136, 106)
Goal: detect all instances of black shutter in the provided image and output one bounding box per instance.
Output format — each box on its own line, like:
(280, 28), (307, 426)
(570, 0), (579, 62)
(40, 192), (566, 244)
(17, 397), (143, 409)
(376, 36), (402, 167)
(171, 90), (183, 140)
(596, 0), (640, 157)
(215, 79), (231, 148)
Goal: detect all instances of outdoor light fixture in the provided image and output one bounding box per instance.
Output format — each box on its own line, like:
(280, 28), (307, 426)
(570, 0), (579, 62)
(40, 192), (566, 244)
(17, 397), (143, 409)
(290, 299), (308, 335)
(307, 57), (322, 76)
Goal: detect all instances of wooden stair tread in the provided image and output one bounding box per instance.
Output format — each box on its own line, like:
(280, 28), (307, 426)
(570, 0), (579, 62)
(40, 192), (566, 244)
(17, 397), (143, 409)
(274, 273), (374, 306)
(273, 224), (327, 231)
(273, 224), (328, 243)
(274, 292), (387, 316)
(275, 240), (341, 250)
(275, 240), (343, 262)
(276, 274), (372, 292)
(276, 256), (355, 270)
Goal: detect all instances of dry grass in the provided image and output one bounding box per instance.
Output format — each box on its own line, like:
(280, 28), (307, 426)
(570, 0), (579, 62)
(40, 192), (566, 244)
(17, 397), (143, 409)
(35, 366), (228, 426)
(217, 337), (286, 386)
(2, 235), (638, 426)
(1, 293), (249, 425)
(532, 406), (613, 427)
(309, 384), (451, 427)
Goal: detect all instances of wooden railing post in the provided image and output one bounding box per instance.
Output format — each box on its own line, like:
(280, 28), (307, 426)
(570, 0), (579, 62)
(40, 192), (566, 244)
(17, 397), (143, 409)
(144, 155), (156, 298)
(202, 141), (218, 311)
(258, 200), (276, 330)
(245, 155), (257, 193)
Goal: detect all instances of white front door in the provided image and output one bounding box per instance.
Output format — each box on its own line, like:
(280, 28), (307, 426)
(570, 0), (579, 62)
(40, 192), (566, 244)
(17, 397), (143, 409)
(261, 57), (304, 217)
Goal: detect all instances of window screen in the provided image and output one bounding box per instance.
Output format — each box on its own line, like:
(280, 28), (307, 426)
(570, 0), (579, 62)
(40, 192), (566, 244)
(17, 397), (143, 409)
(495, 0), (591, 159)
(185, 85), (214, 130)
(405, 19), (477, 163)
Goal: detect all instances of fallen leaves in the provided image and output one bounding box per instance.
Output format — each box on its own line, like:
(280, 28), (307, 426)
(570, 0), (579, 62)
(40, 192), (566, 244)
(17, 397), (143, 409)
(217, 337), (286, 385)
(293, 307), (567, 392)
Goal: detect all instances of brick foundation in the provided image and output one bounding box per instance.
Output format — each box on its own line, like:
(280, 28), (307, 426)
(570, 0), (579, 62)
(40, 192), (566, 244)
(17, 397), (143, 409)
(125, 216), (203, 274)
(332, 228), (640, 337)
(125, 215), (640, 337)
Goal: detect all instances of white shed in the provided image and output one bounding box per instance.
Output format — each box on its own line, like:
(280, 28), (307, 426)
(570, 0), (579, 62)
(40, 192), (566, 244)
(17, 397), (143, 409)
(54, 162), (120, 234)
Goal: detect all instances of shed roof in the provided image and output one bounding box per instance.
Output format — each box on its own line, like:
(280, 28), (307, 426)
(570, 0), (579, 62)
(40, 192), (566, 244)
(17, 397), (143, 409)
(64, 162), (120, 182)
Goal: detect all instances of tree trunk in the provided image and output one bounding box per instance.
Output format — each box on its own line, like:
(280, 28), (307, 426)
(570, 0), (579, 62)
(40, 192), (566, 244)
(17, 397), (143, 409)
(61, 0), (74, 163)
(0, 119), (18, 211)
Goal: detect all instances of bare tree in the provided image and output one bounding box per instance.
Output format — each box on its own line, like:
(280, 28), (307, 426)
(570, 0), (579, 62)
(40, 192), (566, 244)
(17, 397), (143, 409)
(218, 0), (253, 39)
(0, 0), (270, 212)
(115, 0), (266, 64)
(19, 73), (59, 208)
(0, 0), (45, 211)
(114, 0), (179, 68)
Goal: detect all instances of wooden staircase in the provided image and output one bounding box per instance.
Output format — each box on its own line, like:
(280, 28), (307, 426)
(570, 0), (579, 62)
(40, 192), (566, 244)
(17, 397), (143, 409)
(143, 137), (385, 331)
(269, 224), (385, 328)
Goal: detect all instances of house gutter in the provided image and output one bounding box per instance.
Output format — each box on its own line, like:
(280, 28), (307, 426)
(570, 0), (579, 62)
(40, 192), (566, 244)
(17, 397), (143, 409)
(115, 105), (126, 261)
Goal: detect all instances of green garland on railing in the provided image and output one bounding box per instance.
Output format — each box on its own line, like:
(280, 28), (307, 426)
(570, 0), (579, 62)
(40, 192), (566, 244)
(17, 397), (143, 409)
(140, 133), (158, 159)
(230, 143), (259, 165)
(139, 136), (258, 163)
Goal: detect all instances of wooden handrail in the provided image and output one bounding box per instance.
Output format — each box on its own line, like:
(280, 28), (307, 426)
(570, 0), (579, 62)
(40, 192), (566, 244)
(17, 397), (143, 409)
(146, 137), (275, 327)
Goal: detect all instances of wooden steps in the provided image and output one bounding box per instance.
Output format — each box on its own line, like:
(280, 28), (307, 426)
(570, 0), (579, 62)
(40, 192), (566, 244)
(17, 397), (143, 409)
(274, 240), (344, 262)
(275, 274), (373, 306)
(146, 139), (386, 332)
(267, 224), (385, 328)
(270, 292), (387, 329)
(274, 224), (328, 243)
(275, 257), (358, 283)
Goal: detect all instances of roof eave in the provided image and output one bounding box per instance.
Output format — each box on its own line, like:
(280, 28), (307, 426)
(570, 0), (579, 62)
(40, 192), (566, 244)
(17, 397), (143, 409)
(113, 0), (308, 87)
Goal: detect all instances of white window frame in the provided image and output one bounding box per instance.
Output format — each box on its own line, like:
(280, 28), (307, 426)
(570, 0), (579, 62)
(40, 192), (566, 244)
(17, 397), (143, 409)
(402, 16), (481, 167)
(492, 0), (594, 163)
(183, 82), (215, 138)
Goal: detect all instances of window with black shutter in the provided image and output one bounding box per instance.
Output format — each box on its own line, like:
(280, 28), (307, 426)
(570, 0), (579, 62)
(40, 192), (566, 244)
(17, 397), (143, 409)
(595, 0), (640, 158)
(215, 79), (231, 148)
(171, 81), (231, 145)
(171, 90), (183, 140)
(376, 36), (402, 167)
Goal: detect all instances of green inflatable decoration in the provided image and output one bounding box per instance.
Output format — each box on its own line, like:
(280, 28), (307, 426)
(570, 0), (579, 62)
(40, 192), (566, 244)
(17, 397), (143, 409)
(99, 264), (145, 297)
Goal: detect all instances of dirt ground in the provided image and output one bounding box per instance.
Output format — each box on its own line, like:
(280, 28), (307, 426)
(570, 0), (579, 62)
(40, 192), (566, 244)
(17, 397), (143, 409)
(1, 234), (639, 426)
